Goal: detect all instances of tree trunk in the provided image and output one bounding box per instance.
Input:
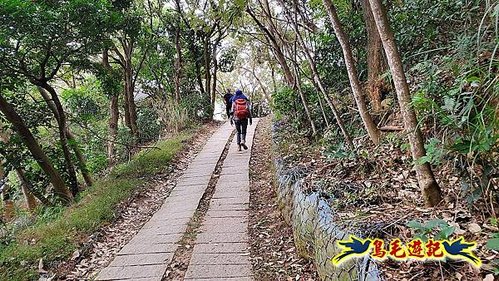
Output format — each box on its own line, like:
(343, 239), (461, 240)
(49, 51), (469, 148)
(246, 8), (295, 86)
(65, 129), (93, 187)
(15, 168), (53, 207)
(244, 66), (270, 103)
(322, 0), (380, 145)
(271, 64), (277, 94)
(37, 87), (93, 187)
(174, 27), (182, 104)
(247, 4), (316, 133)
(368, 0), (442, 206)
(40, 82), (80, 196)
(211, 44), (218, 113)
(15, 169), (38, 211)
(103, 49), (119, 166)
(108, 94), (119, 165)
(1, 184), (14, 222)
(204, 38), (212, 110)
(295, 74), (317, 136)
(362, 0), (386, 112)
(288, 0), (354, 147)
(123, 82), (132, 130)
(292, 43), (317, 136)
(193, 39), (205, 95)
(124, 43), (139, 140)
(0, 162), (13, 220)
(315, 83), (330, 128)
(0, 94), (73, 203)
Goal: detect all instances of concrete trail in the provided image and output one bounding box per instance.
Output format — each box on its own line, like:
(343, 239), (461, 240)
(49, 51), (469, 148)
(96, 120), (258, 281)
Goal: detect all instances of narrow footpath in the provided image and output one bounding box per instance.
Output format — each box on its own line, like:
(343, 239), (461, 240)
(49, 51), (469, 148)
(97, 120), (258, 281)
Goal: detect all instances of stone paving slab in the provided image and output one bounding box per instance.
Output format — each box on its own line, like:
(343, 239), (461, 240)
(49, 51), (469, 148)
(127, 233), (183, 245)
(205, 210), (248, 218)
(210, 197), (249, 205)
(189, 253), (251, 265)
(152, 209), (194, 219)
(139, 222), (187, 234)
(184, 264), (253, 279)
(209, 201), (249, 208)
(196, 232), (248, 243)
(184, 277), (253, 281)
(215, 181), (250, 189)
(175, 178), (211, 187)
(212, 189), (249, 196)
(143, 216), (189, 227)
(168, 187), (207, 198)
(192, 242), (249, 254)
(110, 253), (174, 266)
(185, 119), (258, 280)
(200, 223), (247, 234)
(213, 187), (249, 196)
(207, 203), (249, 212)
(215, 176), (248, 183)
(96, 122), (234, 281)
(97, 264), (165, 280)
(118, 242), (176, 255)
(202, 217), (248, 225)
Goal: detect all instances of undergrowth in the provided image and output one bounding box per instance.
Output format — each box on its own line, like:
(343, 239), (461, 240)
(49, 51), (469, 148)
(0, 132), (192, 280)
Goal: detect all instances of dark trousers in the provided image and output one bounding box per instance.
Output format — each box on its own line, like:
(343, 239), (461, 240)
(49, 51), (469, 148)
(235, 119), (248, 144)
(226, 106), (231, 119)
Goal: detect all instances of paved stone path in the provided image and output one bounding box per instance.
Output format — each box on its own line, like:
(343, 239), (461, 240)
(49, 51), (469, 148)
(96, 120), (257, 280)
(184, 120), (257, 281)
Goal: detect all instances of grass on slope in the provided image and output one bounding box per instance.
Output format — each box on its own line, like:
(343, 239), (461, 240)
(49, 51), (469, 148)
(0, 132), (192, 280)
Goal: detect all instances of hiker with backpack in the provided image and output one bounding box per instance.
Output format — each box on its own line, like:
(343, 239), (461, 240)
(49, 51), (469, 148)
(230, 89), (252, 151)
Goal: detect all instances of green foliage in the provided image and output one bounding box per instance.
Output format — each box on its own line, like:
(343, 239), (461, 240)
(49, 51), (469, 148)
(180, 92), (213, 120)
(161, 99), (192, 134)
(390, 0), (477, 55)
(0, 0), (120, 80)
(111, 132), (191, 179)
(62, 79), (106, 123)
(322, 129), (355, 160)
(417, 138), (445, 166)
(487, 233), (499, 251)
(218, 47), (238, 72)
(407, 219), (455, 242)
(137, 107), (162, 143)
(272, 86), (297, 120)
(0, 132), (193, 280)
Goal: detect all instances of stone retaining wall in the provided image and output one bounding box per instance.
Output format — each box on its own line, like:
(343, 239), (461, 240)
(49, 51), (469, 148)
(273, 130), (381, 280)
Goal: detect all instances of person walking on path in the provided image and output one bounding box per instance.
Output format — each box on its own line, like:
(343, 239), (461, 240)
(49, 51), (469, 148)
(230, 89), (252, 151)
(223, 89), (234, 119)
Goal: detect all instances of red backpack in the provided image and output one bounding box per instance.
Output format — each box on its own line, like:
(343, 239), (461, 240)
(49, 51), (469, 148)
(234, 98), (250, 119)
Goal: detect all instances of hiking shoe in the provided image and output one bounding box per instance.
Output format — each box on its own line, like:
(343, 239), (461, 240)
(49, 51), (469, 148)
(241, 143), (248, 150)
(238, 144), (242, 151)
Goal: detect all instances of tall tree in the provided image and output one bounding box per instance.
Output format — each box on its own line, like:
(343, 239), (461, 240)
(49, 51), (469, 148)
(247, 3), (318, 135)
(282, 0), (353, 147)
(0, 94), (73, 203)
(0, 0), (116, 195)
(368, 0), (442, 206)
(101, 49), (121, 165)
(322, 0), (381, 145)
(37, 87), (94, 188)
(362, 0), (386, 112)
(110, 13), (147, 140)
(16, 168), (38, 212)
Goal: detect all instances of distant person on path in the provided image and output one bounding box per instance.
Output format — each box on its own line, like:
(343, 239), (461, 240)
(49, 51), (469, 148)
(230, 89), (252, 151)
(223, 89), (234, 119)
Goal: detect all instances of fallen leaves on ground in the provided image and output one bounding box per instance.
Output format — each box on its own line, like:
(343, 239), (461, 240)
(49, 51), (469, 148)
(273, 119), (498, 281)
(249, 117), (318, 280)
(53, 122), (221, 280)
